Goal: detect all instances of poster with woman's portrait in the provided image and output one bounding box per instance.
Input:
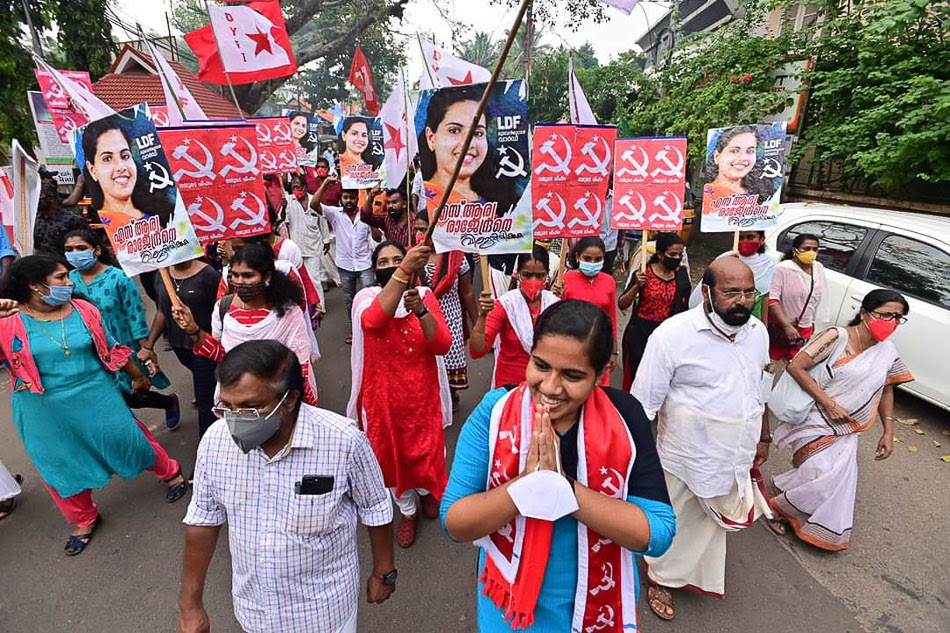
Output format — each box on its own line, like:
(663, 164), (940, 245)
(288, 111), (321, 167)
(337, 115), (385, 189)
(413, 80), (532, 255)
(74, 104), (204, 276)
(701, 122), (787, 232)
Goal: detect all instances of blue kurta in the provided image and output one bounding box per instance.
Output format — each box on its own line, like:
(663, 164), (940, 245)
(12, 310), (155, 498)
(441, 388), (676, 632)
(69, 265), (170, 392)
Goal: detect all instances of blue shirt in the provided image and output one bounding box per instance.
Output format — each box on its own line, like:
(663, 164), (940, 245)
(0, 228), (15, 260)
(441, 387), (676, 632)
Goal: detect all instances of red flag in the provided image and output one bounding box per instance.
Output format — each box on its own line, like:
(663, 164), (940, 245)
(184, 0), (297, 86)
(349, 45), (380, 116)
(252, 117), (299, 173)
(157, 125), (272, 244)
(611, 137), (687, 231)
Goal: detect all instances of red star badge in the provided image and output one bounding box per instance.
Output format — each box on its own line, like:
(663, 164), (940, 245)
(246, 27), (273, 56)
(383, 122), (405, 159)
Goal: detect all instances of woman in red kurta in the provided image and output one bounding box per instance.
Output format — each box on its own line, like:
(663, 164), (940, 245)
(347, 240), (452, 548)
(555, 236), (619, 385)
(470, 245), (558, 388)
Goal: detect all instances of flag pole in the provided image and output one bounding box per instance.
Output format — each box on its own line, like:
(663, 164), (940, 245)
(203, 0), (244, 119)
(139, 26), (187, 123)
(401, 68), (412, 217)
(417, 33), (438, 89)
(568, 53), (579, 124)
(421, 0), (532, 245)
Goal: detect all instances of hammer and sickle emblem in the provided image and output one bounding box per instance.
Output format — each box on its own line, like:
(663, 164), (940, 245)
(187, 196), (228, 235)
(649, 191), (682, 224)
(259, 150), (278, 172)
(533, 134), (573, 175)
(589, 562), (617, 597)
(496, 522), (515, 544)
(271, 121), (292, 144)
(277, 150), (298, 171)
(172, 138), (216, 181)
(255, 122), (273, 145)
(496, 146), (527, 179)
(219, 136), (260, 178)
(144, 161), (174, 193)
(617, 145), (649, 179)
(584, 604), (616, 632)
(532, 192), (567, 231)
(598, 466), (623, 498)
(498, 430), (519, 454)
(650, 144), (686, 180)
(568, 191), (603, 230)
(575, 135), (611, 177)
(229, 192), (268, 230)
(761, 157), (782, 180)
(615, 192), (647, 225)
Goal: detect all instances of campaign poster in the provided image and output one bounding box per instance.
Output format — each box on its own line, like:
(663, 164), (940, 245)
(252, 117), (299, 173)
(74, 104), (204, 275)
(26, 91), (75, 185)
(34, 68), (94, 144)
(701, 122), (787, 232)
(337, 115), (385, 188)
(158, 124), (272, 244)
(149, 105), (171, 128)
(287, 111), (322, 167)
(532, 124), (616, 239)
(414, 80), (532, 255)
(612, 136), (688, 231)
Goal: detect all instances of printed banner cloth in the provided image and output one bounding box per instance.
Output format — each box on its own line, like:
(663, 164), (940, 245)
(74, 105), (204, 275)
(252, 117), (299, 173)
(414, 80), (532, 255)
(701, 122), (787, 232)
(158, 124), (272, 244)
(337, 115), (385, 188)
(612, 136), (688, 231)
(532, 124), (617, 239)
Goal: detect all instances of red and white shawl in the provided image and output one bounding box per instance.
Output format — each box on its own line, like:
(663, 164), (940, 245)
(491, 289), (558, 389)
(477, 384), (638, 632)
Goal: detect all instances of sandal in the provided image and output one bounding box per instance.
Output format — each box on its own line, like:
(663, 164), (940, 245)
(163, 469), (189, 504)
(0, 474), (22, 520)
(767, 516), (789, 536)
(345, 335), (352, 345)
(647, 583), (675, 621)
(64, 514), (102, 556)
(165, 394), (182, 431)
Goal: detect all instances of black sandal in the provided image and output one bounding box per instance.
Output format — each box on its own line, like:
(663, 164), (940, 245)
(163, 469), (189, 504)
(64, 514), (102, 556)
(0, 474), (22, 520)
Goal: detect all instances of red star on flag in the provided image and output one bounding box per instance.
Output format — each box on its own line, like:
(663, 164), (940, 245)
(384, 122), (405, 159)
(246, 27), (273, 56)
(447, 71), (473, 86)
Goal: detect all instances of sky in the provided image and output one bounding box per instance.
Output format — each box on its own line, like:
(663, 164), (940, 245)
(111, 0), (670, 79)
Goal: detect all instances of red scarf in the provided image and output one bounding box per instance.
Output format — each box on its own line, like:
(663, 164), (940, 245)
(427, 251), (464, 299)
(479, 384), (637, 631)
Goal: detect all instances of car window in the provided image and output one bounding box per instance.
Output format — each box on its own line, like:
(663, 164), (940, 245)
(777, 221), (868, 273)
(866, 235), (950, 310)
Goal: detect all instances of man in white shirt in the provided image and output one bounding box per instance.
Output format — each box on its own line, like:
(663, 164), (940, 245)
(632, 257), (772, 621)
(179, 340), (395, 633)
(411, 156), (426, 215)
(310, 176), (375, 336)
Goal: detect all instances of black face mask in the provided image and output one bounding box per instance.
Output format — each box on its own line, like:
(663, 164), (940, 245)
(662, 256), (681, 270)
(375, 266), (397, 287)
(233, 282), (265, 301)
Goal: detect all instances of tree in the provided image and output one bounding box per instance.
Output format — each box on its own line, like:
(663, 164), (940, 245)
(174, 0), (408, 114)
(456, 31), (497, 69)
(48, 0), (115, 79)
(527, 43), (598, 123)
(793, 0), (949, 193)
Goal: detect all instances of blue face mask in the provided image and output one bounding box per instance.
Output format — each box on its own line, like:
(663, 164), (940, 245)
(65, 250), (97, 271)
(41, 283), (73, 306)
(579, 260), (603, 277)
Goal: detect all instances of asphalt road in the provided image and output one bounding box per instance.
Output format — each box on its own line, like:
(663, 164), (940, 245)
(0, 264), (948, 633)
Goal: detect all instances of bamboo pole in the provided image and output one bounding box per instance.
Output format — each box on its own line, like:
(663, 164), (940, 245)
(640, 229), (649, 273)
(159, 267), (184, 310)
(732, 229), (740, 252)
(203, 0), (244, 118)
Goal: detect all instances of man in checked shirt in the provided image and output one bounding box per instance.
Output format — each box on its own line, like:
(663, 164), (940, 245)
(178, 340), (396, 633)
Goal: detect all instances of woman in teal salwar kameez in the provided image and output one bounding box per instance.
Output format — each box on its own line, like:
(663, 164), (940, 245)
(0, 256), (188, 556)
(64, 229), (181, 430)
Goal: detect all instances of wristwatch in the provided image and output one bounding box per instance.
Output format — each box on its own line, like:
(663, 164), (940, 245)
(415, 306), (430, 319)
(374, 569), (398, 586)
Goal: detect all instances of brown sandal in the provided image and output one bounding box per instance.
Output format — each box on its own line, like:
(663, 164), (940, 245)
(648, 583), (675, 621)
(767, 516), (789, 536)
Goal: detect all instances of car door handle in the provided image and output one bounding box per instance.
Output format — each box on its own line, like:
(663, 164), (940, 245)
(849, 294), (863, 301)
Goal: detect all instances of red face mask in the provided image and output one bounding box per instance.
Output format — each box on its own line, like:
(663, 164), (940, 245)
(293, 190), (306, 201)
(316, 167), (328, 178)
(414, 231), (426, 246)
(866, 316), (898, 342)
(520, 278), (545, 302)
(737, 241), (761, 257)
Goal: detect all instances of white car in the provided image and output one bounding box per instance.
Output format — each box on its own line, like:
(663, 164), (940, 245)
(765, 202), (950, 411)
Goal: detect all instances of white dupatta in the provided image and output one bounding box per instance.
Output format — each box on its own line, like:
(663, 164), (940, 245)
(492, 289), (558, 389)
(346, 286), (452, 429)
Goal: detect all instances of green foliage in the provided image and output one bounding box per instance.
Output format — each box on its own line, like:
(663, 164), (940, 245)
(793, 0), (949, 192)
(0, 0), (46, 147)
(48, 0), (115, 79)
(527, 43), (597, 123)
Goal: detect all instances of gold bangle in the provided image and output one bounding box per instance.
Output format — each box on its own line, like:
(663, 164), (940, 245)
(391, 272), (410, 284)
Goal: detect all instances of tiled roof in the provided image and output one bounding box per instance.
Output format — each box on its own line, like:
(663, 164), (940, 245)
(91, 44), (244, 119)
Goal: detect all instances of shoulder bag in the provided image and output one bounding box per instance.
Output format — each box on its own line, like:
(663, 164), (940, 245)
(768, 326), (848, 425)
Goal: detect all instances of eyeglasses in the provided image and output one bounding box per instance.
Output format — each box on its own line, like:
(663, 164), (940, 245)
(212, 390), (289, 420)
(713, 288), (758, 301)
(869, 311), (908, 324)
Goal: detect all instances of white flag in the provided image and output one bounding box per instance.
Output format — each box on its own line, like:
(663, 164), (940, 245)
(33, 56), (114, 123)
(144, 39), (207, 125)
(419, 39), (492, 90)
(11, 140), (40, 256)
(208, 5), (291, 74)
(379, 79), (417, 188)
(599, 0), (641, 14)
(568, 57), (598, 125)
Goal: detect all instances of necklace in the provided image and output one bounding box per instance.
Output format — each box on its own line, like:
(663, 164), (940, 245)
(26, 306), (71, 357)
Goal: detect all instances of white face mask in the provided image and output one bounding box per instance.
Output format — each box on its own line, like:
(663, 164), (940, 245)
(703, 284), (747, 337)
(506, 435), (579, 522)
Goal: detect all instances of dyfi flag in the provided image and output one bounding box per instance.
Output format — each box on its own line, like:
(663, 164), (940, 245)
(186, 0), (297, 85)
(349, 45), (380, 116)
(143, 38), (208, 125)
(419, 39), (492, 90)
(568, 57), (597, 125)
(599, 0), (641, 14)
(378, 78), (417, 188)
(33, 56), (114, 123)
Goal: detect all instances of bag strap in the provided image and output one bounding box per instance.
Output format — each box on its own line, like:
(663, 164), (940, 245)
(793, 271), (815, 326)
(217, 294), (235, 323)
